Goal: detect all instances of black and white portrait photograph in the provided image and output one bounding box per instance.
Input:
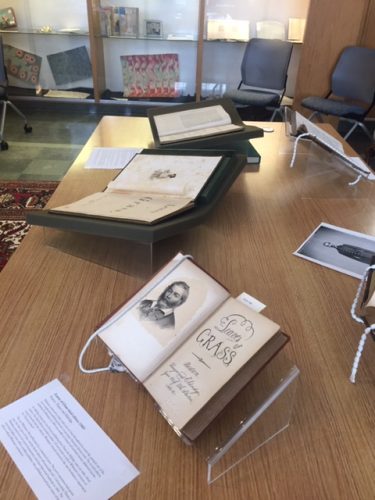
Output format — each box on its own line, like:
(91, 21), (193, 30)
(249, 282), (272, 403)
(132, 269), (213, 347)
(138, 281), (190, 330)
(145, 20), (162, 38)
(294, 222), (375, 278)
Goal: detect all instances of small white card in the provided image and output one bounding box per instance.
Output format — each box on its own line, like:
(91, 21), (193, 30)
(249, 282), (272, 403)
(0, 379), (139, 499)
(237, 292), (266, 312)
(85, 147), (142, 169)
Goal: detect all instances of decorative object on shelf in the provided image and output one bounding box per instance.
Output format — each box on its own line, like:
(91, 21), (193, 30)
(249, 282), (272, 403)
(288, 18), (306, 42)
(256, 20), (286, 40)
(47, 46), (92, 86)
(99, 5), (138, 37)
(145, 19), (162, 38)
(120, 6), (138, 36)
(121, 53), (180, 98)
(3, 44), (41, 85)
(98, 6), (113, 36)
(206, 19), (249, 41)
(39, 26), (53, 33)
(0, 181), (58, 272)
(0, 7), (16, 29)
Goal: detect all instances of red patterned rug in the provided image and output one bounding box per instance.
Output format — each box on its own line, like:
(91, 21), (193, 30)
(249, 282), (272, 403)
(0, 181), (58, 271)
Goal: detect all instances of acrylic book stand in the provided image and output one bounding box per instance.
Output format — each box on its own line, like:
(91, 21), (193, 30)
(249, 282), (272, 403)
(194, 350), (299, 483)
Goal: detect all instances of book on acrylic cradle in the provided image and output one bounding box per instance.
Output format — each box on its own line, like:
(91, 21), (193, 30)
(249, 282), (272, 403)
(79, 253), (289, 441)
(147, 98), (263, 165)
(48, 150), (230, 225)
(148, 98), (264, 150)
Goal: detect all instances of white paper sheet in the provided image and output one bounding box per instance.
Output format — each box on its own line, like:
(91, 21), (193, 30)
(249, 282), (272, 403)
(85, 147), (142, 169)
(0, 379), (139, 499)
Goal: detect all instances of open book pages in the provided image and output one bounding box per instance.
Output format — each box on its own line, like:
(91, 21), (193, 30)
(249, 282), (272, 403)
(99, 254), (230, 382)
(95, 253), (285, 439)
(50, 153), (222, 224)
(106, 153), (221, 197)
(144, 296), (280, 432)
(154, 105), (243, 144)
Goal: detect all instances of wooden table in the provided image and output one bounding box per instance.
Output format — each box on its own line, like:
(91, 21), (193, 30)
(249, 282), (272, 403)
(1, 118), (374, 499)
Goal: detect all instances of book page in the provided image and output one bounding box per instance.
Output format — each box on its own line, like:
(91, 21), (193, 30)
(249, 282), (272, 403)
(107, 153), (222, 197)
(155, 105), (230, 135)
(144, 297), (280, 430)
(159, 123), (243, 145)
(99, 257), (230, 382)
(154, 105), (242, 143)
(50, 191), (193, 224)
(0, 380), (139, 499)
(85, 147), (142, 169)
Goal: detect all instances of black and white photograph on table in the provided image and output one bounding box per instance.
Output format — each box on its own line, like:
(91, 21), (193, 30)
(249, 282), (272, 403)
(294, 222), (375, 279)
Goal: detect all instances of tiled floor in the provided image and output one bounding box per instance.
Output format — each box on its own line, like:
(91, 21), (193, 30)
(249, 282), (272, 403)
(1, 102), (373, 182)
(0, 105), (102, 181)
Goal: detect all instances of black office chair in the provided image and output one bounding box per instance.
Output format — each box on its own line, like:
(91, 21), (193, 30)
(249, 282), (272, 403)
(0, 35), (32, 151)
(301, 46), (375, 141)
(224, 38), (293, 121)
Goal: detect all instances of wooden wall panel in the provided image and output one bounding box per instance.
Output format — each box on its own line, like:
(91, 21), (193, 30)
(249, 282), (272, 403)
(360, 0), (375, 47)
(293, 0), (373, 112)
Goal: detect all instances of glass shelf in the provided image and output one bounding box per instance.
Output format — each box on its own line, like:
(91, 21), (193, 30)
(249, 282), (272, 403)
(100, 34), (198, 42)
(0, 28), (89, 36)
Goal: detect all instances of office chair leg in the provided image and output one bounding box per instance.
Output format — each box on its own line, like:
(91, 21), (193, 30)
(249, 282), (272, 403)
(0, 101), (8, 150)
(308, 111), (325, 122)
(342, 120), (373, 142)
(7, 100), (32, 133)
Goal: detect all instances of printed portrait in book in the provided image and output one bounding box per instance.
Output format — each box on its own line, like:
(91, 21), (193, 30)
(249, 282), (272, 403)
(132, 274), (209, 347)
(138, 281), (190, 329)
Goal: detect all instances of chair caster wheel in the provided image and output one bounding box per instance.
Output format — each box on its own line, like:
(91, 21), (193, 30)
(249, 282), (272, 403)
(1, 141), (9, 150)
(24, 125), (32, 133)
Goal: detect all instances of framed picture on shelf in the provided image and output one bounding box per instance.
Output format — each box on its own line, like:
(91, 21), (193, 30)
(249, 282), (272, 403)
(145, 20), (162, 38)
(0, 7), (17, 29)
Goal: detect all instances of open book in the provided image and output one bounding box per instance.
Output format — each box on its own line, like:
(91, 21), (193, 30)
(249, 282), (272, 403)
(153, 104), (243, 144)
(148, 98), (264, 149)
(50, 152), (223, 225)
(91, 254), (289, 440)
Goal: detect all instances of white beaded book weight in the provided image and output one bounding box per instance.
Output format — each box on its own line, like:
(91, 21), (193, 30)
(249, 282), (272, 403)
(350, 260), (375, 383)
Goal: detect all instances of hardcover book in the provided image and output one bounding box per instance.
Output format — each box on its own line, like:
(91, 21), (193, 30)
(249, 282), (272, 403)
(148, 98), (264, 149)
(90, 254), (289, 440)
(49, 151), (225, 225)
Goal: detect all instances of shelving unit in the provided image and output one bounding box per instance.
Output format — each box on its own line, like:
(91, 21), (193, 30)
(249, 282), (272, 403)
(1, 0), (311, 106)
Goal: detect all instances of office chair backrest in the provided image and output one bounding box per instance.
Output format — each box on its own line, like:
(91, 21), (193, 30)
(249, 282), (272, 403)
(0, 35), (8, 88)
(331, 46), (375, 104)
(240, 38), (293, 92)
